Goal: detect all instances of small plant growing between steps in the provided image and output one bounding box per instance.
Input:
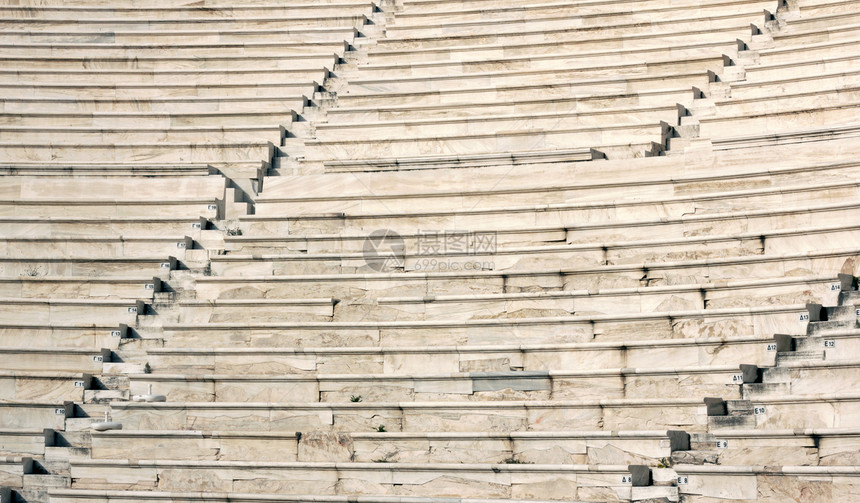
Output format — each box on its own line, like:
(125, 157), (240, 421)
(350, 395), (362, 402)
(22, 266), (43, 277)
(502, 457), (532, 464)
(375, 425), (387, 432)
(372, 458), (392, 463)
(657, 457), (672, 468)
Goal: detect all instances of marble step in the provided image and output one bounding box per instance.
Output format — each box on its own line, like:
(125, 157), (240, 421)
(65, 458), (669, 499)
(47, 491), (599, 503)
(139, 333), (783, 376)
(124, 365), (751, 403)
(85, 429), (689, 465)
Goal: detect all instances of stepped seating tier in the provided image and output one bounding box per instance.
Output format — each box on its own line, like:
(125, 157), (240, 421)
(192, 248), (859, 300)
(256, 149), (860, 209)
(85, 429), (687, 465)
(0, 82), (318, 100)
(155, 304), (811, 348)
(105, 393), (860, 432)
(142, 332), (796, 375)
(72, 427), (860, 466)
(211, 210), (859, 275)
(45, 493), (605, 503)
(0, 298), (139, 325)
(1, 236), (192, 258)
(244, 181), (860, 234)
(1, 0), (859, 501)
(0, 216), (209, 238)
(66, 459), (667, 500)
(0, 372), (93, 402)
(166, 275), (844, 322)
(0, 430), (45, 457)
(0, 3), (376, 19)
(0, 27), (359, 44)
(123, 360), (860, 403)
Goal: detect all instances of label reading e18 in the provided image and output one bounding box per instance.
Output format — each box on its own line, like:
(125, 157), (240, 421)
(754, 406), (767, 415)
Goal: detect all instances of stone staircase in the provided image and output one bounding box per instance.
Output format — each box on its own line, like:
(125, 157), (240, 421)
(2, 0), (860, 502)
